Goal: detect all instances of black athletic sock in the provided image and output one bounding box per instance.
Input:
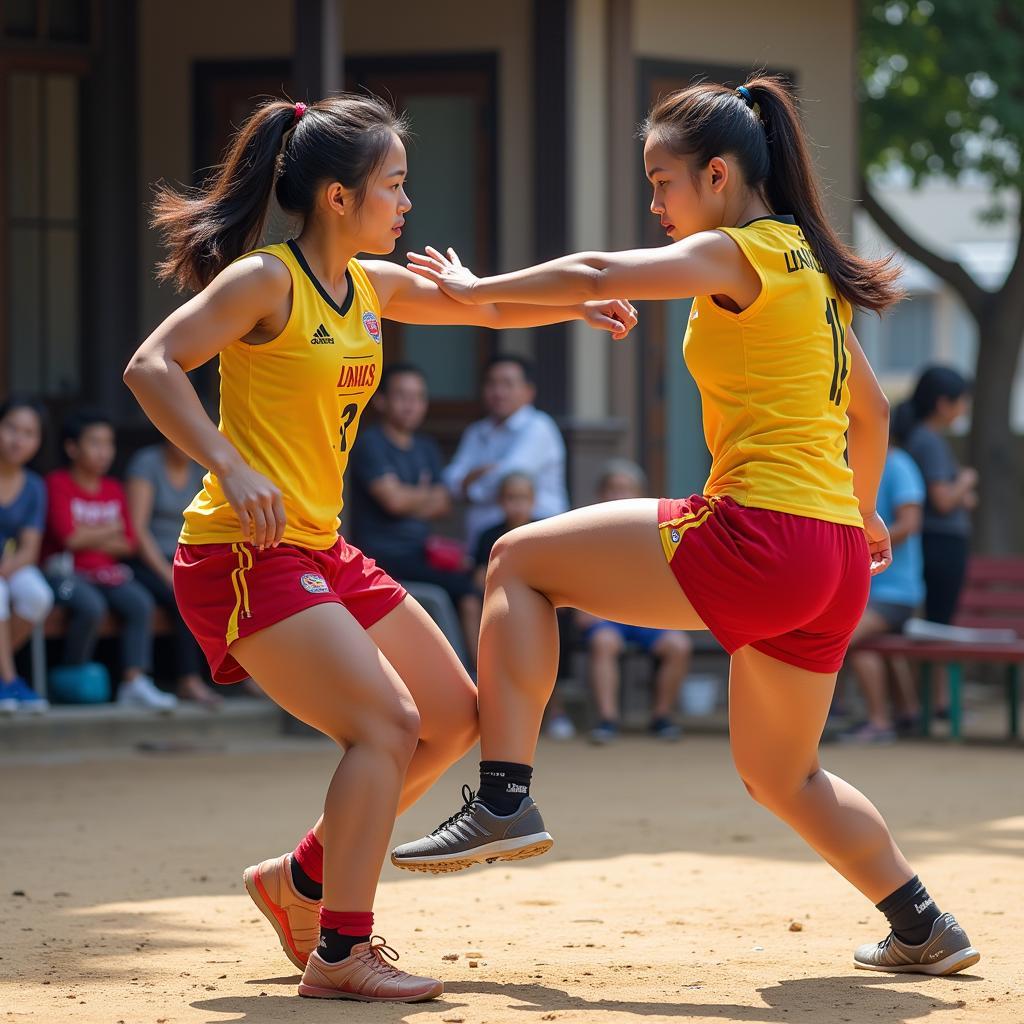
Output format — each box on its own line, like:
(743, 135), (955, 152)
(317, 928), (370, 963)
(290, 858), (323, 901)
(877, 875), (942, 945)
(477, 760), (532, 816)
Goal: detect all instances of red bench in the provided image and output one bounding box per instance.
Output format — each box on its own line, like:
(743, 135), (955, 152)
(856, 557), (1024, 740)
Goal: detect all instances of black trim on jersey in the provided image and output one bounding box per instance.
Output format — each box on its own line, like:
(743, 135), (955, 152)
(287, 239), (356, 318)
(740, 214), (797, 227)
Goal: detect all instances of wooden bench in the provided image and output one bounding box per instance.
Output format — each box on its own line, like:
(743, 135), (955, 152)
(856, 557), (1024, 740)
(31, 606), (175, 699)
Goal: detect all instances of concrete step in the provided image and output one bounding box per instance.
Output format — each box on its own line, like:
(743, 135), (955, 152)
(0, 698), (284, 754)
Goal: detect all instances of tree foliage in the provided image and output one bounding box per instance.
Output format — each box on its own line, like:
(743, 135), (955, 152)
(860, 0), (1024, 205)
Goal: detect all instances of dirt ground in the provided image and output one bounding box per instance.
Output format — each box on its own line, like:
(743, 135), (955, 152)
(1, 734), (1021, 1024)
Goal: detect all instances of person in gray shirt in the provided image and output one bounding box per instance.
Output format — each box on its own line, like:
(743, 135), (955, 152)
(125, 440), (219, 706)
(893, 366), (976, 626)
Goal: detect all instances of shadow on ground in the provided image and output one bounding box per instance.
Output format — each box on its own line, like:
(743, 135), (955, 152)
(190, 973), (984, 1023)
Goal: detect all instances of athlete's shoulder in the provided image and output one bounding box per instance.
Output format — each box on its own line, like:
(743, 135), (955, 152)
(674, 229), (754, 279)
(218, 248), (291, 288)
(203, 249), (292, 312)
(356, 258), (399, 288)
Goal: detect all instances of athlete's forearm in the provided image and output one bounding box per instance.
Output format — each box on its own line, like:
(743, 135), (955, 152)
(477, 301), (585, 327)
(123, 353), (244, 477)
(470, 254), (609, 306)
(847, 405), (890, 517)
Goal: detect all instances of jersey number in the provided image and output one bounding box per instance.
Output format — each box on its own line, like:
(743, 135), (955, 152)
(339, 404), (358, 452)
(825, 298), (848, 407)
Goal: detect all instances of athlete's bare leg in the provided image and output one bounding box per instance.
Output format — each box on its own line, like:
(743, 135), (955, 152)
(728, 645), (913, 902)
(308, 595), (480, 843)
(231, 602), (419, 910)
(475, 498), (913, 901)
(458, 593), (482, 667)
(477, 499), (705, 764)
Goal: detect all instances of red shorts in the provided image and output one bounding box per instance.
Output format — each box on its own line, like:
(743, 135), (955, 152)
(657, 495), (869, 673)
(173, 538), (406, 684)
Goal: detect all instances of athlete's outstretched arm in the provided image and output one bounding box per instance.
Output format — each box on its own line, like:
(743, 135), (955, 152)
(844, 326), (892, 574)
(405, 232), (758, 307)
(123, 255), (291, 547)
(363, 260), (638, 339)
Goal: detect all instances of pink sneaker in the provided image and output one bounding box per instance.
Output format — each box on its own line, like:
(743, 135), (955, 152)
(242, 853), (319, 969)
(298, 937), (443, 1002)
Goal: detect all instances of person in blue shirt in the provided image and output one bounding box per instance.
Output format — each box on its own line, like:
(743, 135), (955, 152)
(0, 397), (54, 712)
(841, 445), (926, 743)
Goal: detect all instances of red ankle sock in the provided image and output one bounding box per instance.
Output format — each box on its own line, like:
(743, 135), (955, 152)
(293, 829), (324, 884)
(319, 908), (374, 935)
(318, 909), (374, 959)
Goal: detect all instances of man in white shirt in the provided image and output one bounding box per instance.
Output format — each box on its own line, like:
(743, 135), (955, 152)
(443, 355), (569, 548)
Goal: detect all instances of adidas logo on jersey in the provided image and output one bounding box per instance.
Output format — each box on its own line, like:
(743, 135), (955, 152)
(310, 324), (335, 345)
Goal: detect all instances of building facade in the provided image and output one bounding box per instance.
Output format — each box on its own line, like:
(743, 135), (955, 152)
(1, 0), (858, 503)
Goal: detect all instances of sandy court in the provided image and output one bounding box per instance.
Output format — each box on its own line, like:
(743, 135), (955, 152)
(1, 734), (1021, 1024)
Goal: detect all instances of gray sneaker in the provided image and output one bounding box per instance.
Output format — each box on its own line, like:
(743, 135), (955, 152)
(854, 913), (980, 976)
(391, 785), (553, 874)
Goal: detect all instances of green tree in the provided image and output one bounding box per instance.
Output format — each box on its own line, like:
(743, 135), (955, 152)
(860, 0), (1024, 553)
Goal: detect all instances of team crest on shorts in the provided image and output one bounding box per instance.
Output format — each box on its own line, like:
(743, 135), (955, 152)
(362, 311), (381, 344)
(670, 529), (681, 543)
(299, 573), (330, 594)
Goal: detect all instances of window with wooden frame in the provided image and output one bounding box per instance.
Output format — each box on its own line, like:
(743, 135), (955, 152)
(0, 1), (98, 397)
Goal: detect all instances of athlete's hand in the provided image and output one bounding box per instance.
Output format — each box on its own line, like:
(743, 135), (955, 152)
(406, 246), (480, 303)
(220, 460), (287, 550)
(862, 510), (892, 576)
(581, 299), (638, 340)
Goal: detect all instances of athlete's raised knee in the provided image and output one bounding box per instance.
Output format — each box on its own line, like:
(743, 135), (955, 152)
(735, 762), (817, 811)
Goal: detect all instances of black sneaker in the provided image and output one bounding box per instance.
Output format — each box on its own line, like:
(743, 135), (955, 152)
(390, 785), (553, 874)
(854, 913), (980, 976)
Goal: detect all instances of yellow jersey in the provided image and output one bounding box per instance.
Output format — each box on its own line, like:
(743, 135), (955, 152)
(180, 240), (383, 549)
(682, 215), (863, 528)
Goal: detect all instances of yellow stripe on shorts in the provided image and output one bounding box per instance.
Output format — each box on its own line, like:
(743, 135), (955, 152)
(658, 500), (718, 563)
(225, 543), (254, 645)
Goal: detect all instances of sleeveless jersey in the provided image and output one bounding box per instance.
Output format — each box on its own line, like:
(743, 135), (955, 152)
(682, 215), (862, 528)
(180, 240), (383, 550)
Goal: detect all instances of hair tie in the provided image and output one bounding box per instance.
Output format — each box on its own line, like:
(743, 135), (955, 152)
(736, 86), (754, 108)
(276, 105), (305, 179)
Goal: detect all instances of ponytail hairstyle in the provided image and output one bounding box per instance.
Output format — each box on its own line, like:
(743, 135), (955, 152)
(153, 93), (410, 292)
(642, 75), (904, 313)
(891, 365), (971, 445)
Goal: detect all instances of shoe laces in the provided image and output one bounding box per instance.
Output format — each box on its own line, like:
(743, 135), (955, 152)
(431, 784), (477, 836)
(358, 936), (402, 978)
